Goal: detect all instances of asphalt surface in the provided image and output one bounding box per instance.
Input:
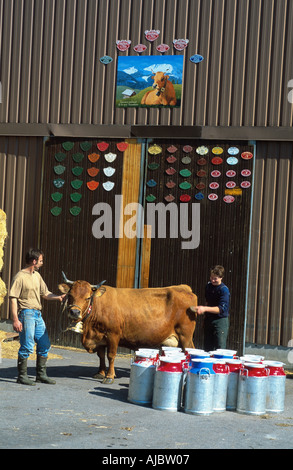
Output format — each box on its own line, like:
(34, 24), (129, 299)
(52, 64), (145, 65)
(1, 346), (293, 455)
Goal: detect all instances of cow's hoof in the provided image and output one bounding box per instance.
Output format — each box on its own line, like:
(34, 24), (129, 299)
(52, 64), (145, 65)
(93, 372), (106, 379)
(102, 377), (114, 384)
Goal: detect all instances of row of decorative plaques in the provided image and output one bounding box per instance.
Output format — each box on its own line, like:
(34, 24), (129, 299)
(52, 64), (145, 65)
(145, 143), (253, 204)
(50, 141), (128, 216)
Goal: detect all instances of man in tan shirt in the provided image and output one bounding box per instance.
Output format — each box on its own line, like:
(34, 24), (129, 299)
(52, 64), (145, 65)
(10, 248), (65, 385)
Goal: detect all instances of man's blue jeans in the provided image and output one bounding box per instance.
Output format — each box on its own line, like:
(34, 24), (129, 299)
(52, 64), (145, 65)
(18, 309), (51, 359)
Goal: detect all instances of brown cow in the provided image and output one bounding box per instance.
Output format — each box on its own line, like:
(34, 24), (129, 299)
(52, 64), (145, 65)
(141, 71), (177, 106)
(59, 273), (197, 383)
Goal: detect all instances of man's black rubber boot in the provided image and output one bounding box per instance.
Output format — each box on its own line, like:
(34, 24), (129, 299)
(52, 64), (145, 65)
(17, 357), (36, 386)
(36, 355), (56, 384)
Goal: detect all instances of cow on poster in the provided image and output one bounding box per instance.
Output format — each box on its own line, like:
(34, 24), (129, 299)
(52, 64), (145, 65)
(116, 55), (183, 108)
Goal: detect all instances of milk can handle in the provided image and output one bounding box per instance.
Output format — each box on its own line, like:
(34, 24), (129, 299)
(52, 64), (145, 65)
(199, 368), (210, 376)
(240, 368), (248, 377)
(182, 361), (189, 372)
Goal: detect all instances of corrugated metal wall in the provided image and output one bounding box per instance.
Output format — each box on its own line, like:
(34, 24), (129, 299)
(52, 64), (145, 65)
(0, 136), (43, 319)
(0, 0), (292, 128)
(246, 141), (293, 348)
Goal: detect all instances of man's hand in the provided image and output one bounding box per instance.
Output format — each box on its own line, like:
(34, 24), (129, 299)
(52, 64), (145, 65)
(13, 319), (23, 333)
(195, 306), (206, 315)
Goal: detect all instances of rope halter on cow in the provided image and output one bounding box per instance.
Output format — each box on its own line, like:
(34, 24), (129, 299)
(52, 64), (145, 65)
(58, 272), (106, 336)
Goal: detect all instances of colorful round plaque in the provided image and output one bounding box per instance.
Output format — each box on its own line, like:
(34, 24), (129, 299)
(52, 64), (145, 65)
(146, 194), (156, 202)
(51, 206), (62, 216)
(211, 170), (221, 178)
(51, 192), (63, 202)
(147, 179), (157, 188)
(53, 178), (65, 188)
(208, 193), (218, 201)
(165, 167), (176, 175)
(212, 147), (223, 155)
(70, 193), (82, 202)
(165, 180), (176, 189)
(228, 147), (239, 155)
(71, 179), (83, 190)
(165, 194), (175, 202)
(87, 167), (100, 177)
(87, 181), (99, 191)
(241, 151), (253, 160)
(179, 169), (192, 178)
(223, 195), (235, 204)
(241, 181), (251, 188)
(88, 153), (100, 163)
(54, 165), (66, 175)
(195, 192), (204, 200)
(183, 145), (193, 153)
(166, 155), (177, 164)
(72, 153), (84, 163)
(179, 181), (192, 190)
(180, 194), (191, 202)
(62, 142), (74, 151)
(148, 162), (160, 170)
(226, 181), (236, 189)
(80, 141), (92, 151)
(148, 144), (162, 155)
(54, 152), (66, 162)
(181, 156), (191, 164)
(70, 206), (81, 216)
(71, 166), (84, 176)
(196, 146), (209, 155)
(226, 157), (238, 165)
(209, 182), (219, 190)
(211, 157), (223, 165)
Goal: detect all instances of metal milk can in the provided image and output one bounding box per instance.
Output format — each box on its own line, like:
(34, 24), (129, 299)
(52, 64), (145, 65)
(128, 350), (158, 405)
(184, 359), (215, 415)
(264, 361), (286, 413)
(226, 359), (243, 411)
(152, 356), (185, 412)
(236, 363), (269, 415)
(212, 360), (229, 412)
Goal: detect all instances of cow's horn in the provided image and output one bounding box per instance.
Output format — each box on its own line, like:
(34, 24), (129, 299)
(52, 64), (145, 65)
(62, 271), (74, 285)
(91, 280), (106, 290)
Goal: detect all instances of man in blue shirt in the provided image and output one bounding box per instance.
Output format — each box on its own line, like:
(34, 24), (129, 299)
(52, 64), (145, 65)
(195, 265), (230, 351)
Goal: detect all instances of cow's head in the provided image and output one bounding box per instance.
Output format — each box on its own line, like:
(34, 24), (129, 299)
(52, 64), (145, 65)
(59, 272), (106, 322)
(151, 71), (169, 96)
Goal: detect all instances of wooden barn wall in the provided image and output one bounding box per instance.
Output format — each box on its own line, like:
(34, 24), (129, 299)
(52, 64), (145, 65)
(0, 0), (292, 130)
(246, 141), (293, 348)
(0, 136), (43, 319)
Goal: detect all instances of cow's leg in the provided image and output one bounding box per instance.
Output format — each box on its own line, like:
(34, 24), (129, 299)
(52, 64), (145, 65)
(177, 325), (196, 351)
(103, 336), (119, 384)
(92, 345), (106, 379)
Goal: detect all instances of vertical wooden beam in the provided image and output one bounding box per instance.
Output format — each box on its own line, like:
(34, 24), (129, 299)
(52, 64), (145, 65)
(116, 139), (142, 288)
(140, 225), (152, 288)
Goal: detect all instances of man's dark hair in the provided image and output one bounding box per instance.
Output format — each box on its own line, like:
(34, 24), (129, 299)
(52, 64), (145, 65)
(25, 248), (44, 265)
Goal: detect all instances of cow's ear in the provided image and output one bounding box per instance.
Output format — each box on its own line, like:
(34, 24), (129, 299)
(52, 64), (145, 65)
(58, 283), (71, 294)
(93, 285), (106, 297)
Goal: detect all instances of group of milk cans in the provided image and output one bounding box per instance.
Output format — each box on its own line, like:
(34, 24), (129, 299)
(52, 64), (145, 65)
(127, 347), (286, 416)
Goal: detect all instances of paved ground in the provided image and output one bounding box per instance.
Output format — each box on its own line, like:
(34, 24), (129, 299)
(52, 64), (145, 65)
(1, 346), (293, 455)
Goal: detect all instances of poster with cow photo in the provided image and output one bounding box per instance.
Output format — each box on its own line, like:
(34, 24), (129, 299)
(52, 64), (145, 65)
(116, 55), (183, 108)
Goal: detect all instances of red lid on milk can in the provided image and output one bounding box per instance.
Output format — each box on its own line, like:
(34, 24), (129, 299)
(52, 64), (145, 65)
(263, 361), (286, 376)
(157, 356), (184, 372)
